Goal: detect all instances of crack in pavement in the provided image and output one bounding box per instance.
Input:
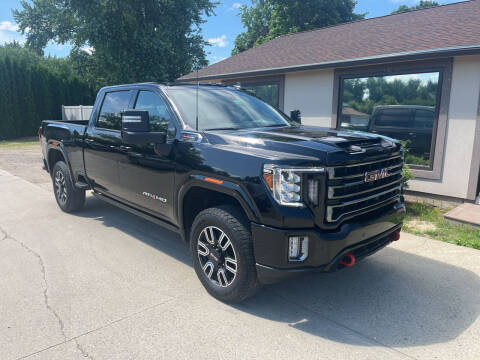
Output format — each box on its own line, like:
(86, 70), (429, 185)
(75, 341), (94, 359)
(0, 225), (94, 360)
(16, 297), (175, 360)
(0, 227), (7, 242)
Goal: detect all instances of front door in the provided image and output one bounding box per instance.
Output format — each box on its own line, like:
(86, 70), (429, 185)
(118, 90), (176, 223)
(84, 90), (134, 196)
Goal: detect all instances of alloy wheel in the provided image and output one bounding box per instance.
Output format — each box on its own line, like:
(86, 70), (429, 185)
(54, 170), (68, 204)
(197, 226), (238, 287)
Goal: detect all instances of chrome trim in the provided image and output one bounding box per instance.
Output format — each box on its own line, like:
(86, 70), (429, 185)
(328, 186), (401, 209)
(328, 159), (402, 180)
(122, 115), (142, 123)
(327, 196), (401, 222)
(328, 169), (402, 190)
(328, 175), (402, 199)
(330, 155), (402, 169)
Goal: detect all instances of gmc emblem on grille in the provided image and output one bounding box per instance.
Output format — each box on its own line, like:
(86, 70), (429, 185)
(364, 168), (390, 183)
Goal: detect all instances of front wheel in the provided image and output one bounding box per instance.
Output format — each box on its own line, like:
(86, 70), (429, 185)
(190, 206), (259, 302)
(52, 161), (85, 213)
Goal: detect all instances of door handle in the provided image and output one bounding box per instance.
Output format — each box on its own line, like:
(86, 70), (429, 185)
(85, 138), (94, 144)
(120, 145), (132, 151)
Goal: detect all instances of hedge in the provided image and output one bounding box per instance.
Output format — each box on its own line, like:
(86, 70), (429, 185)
(0, 45), (96, 140)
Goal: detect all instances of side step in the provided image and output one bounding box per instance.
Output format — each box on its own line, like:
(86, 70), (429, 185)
(75, 181), (90, 190)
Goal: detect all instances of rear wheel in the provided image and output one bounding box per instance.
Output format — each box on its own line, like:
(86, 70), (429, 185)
(52, 161), (85, 213)
(190, 206), (258, 302)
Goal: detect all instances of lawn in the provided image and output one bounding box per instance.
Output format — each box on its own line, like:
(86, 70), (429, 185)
(404, 202), (480, 250)
(0, 137), (39, 148)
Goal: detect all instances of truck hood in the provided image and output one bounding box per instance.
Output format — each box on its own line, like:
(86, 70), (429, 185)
(203, 125), (401, 165)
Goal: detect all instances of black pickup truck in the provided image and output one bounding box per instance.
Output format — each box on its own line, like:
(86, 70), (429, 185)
(40, 83), (405, 302)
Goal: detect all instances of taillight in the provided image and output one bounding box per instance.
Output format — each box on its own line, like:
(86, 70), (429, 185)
(38, 127), (42, 141)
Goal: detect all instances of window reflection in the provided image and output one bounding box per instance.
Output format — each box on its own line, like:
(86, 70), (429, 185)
(339, 72), (439, 167)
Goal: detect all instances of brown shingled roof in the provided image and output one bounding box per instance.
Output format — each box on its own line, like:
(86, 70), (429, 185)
(179, 0), (480, 81)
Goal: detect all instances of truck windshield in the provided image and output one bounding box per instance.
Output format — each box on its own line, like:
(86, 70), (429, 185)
(165, 86), (291, 131)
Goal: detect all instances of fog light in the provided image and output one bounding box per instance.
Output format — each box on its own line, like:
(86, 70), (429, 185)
(288, 236), (308, 261)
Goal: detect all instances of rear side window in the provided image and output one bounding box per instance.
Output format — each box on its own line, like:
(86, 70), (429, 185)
(414, 109), (435, 129)
(134, 91), (171, 133)
(374, 109), (411, 128)
(97, 91), (131, 130)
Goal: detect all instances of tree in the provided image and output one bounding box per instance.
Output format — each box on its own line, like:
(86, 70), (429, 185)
(232, 0), (365, 55)
(391, 1), (439, 15)
(13, 0), (217, 87)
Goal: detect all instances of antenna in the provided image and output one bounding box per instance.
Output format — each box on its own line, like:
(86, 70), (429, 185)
(196, 68), (199, 131)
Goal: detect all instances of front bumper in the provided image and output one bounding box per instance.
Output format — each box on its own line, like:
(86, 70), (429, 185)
(252, 202), (405, 284)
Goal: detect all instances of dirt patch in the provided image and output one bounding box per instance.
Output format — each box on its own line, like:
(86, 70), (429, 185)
(405, 219), (437, 232)
(0, 144), (52, 190)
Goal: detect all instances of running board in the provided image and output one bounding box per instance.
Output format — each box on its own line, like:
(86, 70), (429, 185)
(92, 191), (182, 236)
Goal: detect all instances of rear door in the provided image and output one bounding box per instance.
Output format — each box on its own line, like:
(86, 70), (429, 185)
(84, 90), (134, 196)
(118, 89), (177, 222)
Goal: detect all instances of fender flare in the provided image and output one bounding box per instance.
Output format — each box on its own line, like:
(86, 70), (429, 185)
(46, 141), (76, 185)
(177, 175), (261, 236)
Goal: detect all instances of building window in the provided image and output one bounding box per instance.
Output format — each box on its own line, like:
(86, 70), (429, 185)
(338, 71), (440, 168)
(223, 76), (284, 110)
(242, 83), (280, 108)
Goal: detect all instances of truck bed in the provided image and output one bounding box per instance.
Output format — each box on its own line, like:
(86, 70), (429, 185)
(43, 119), (89, 126)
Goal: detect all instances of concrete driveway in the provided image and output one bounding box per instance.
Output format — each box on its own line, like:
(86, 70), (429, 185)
(0, 145), (479, 360)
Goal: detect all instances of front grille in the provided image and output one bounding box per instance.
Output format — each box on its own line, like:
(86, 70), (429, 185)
(326, 155), (402, 223)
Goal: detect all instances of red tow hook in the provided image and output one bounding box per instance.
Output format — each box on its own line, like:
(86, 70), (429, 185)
(340, 252), (356, 267)
(389, 230), (401, 242)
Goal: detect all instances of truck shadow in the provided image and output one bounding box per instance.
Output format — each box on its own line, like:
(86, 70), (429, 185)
(237, 252), (480, 348)
(77, 195), (480, 348)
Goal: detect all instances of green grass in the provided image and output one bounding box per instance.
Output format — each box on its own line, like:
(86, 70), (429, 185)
(404, 202), (480, 250)
(0, 137), (39, 148)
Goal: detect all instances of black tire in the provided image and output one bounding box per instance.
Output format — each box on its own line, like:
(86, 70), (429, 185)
(190, 205), (259, 302)
(52, 161), (85, 213)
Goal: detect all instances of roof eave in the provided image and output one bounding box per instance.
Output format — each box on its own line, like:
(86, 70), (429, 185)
(177, 45), (480, 82)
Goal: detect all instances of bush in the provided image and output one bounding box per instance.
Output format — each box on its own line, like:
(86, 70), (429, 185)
(402, 164), (414, 189)
(0, 45), (95, 140)
(399, 140), (414, 188)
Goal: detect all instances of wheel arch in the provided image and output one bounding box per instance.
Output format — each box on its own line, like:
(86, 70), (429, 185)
(46, 143), (75, 184)
(178, 177), (259, 242)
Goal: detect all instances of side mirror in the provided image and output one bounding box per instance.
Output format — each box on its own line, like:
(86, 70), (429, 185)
(122, 110), (166, 145)
(290, 109), (301, 124)
(122, 110), (149, 132)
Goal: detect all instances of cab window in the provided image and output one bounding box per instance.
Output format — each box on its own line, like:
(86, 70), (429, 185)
(374, 108), (412, 128)
(97, 91), (131, 131)
(134, 91), (172, 133)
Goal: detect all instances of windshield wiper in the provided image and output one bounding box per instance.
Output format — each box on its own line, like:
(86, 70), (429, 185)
(204, 127), (242, 131)
(261, 124), (289, 128)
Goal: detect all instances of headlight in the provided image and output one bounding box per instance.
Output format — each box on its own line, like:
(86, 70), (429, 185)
(263, 165), (325, 207)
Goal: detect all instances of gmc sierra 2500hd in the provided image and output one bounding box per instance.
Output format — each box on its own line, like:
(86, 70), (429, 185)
(40, 83), (405, 302)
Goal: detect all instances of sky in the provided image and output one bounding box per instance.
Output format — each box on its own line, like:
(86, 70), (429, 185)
(0, 0), (465, 63)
